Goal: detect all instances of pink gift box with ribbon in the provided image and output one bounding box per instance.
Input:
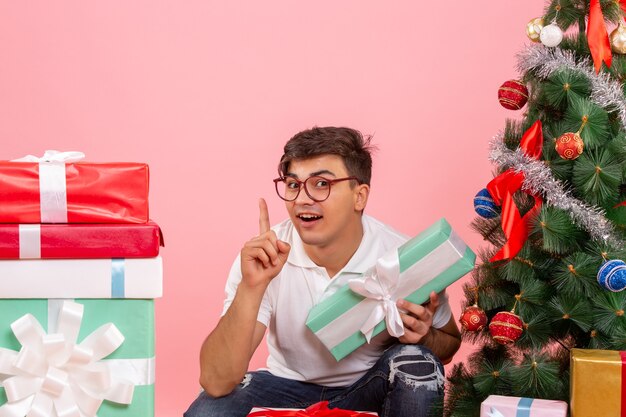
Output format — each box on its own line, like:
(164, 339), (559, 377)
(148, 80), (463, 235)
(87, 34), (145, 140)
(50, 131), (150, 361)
(480, 395), (567, 417)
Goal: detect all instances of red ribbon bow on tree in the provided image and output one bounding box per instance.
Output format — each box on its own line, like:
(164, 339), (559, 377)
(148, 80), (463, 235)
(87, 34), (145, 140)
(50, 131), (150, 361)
(247, 401), (375, 417)
(586, 0), (626, 73)
(487, 120), (544, 262)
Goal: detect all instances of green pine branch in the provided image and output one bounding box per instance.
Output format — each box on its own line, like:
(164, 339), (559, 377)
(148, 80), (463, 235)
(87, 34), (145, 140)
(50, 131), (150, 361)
(564, 96), (611, 149)
(532, 205), (587, 254)
(551, 252), (601, 298)
(510, 352), (565, 399)
(573, 148), (622, 207)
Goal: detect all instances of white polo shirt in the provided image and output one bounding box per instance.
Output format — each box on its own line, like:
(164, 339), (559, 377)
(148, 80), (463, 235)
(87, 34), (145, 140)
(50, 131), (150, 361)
(222, 215), (452, 387)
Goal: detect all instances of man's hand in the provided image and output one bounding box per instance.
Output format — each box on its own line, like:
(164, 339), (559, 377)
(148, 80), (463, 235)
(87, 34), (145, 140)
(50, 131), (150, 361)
(395, 291), (439, 344)
(240, 198), (291, 289)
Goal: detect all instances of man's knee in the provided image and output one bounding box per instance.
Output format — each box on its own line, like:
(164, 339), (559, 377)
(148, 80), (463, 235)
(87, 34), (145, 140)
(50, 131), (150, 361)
(384, 344), (445, 392)
(183, 373), (263, 417)
(184, 391), (213, 417)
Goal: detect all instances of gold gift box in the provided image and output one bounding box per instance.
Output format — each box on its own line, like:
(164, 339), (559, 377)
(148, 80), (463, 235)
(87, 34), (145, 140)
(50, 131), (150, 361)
(571, 348), (626, 417)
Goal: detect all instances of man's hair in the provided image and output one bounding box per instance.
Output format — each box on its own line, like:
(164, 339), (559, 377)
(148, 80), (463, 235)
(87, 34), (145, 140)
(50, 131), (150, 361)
(278, 126), (375, 185)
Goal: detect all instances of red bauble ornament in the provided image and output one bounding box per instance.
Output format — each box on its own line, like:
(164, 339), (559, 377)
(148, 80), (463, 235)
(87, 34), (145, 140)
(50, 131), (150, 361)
(460, 304), (488, 332)
(488, 311), (523, 344)
(498, 80), (529, 110)
(555, 132), (584, 160)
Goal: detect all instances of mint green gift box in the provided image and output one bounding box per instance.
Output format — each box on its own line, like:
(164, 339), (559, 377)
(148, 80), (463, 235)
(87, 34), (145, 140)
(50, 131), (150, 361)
(306, 218), (476, 361)
(0, 299), (155, 417)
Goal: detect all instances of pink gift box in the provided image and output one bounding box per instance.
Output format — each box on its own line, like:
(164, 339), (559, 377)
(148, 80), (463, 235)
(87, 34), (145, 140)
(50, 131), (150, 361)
(480, 395), (567, 417)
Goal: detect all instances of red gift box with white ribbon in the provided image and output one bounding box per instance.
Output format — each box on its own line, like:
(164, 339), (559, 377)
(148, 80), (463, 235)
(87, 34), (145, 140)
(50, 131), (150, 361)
(0, 221), (163, 259)
(248, 401), (377, 416)
(0, 151), (149, 224)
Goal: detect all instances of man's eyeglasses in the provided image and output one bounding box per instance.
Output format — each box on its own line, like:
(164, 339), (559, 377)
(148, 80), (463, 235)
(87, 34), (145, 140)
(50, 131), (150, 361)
(273, 175), (359, 202)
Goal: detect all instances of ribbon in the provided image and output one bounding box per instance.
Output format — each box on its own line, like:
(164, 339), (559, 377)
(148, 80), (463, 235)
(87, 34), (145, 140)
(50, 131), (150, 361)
(619, 350), (626, 417)
(347, 250), (406, 341)
(248, 401), (375, 416)
(486, 408), (505, 417)
(18, 225), (41, 259)
(488, 121), (544, 262)
(111, 259), (126, 298)
(11, 150), (85, 164)
(587, 0), (613, 73)
(516, 398), (533, 417)
(0, 300), (136, 417)
(11, 151), (85, 223)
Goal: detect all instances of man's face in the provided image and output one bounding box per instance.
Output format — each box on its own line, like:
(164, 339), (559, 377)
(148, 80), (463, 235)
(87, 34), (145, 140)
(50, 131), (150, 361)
(283, 154), (368, 248)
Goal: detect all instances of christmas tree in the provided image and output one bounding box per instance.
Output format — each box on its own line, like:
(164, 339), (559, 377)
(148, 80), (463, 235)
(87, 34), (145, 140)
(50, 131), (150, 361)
(443, 1), (626, 416)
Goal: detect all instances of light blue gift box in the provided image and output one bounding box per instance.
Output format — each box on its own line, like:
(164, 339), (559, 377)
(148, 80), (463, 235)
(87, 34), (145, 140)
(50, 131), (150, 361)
(306, 218), (476, 361)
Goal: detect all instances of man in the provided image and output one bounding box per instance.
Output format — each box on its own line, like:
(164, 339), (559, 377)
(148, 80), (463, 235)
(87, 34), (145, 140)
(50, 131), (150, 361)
(184, 127), (461, 417)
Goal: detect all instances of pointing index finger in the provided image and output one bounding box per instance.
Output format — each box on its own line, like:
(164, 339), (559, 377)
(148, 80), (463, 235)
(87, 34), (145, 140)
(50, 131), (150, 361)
(259, 198), (271, 234)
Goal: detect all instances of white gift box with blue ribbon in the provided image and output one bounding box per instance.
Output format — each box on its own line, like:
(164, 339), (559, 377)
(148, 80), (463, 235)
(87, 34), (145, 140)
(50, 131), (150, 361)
(0, 256), (162, 298)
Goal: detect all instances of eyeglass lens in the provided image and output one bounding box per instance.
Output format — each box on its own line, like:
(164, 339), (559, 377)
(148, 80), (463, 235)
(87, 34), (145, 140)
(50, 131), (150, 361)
(279, 176), (330, 202)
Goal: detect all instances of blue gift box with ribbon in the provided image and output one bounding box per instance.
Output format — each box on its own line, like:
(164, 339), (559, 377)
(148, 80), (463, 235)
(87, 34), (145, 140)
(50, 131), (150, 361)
(306, 218), (476, 361)
(480, 395), (568, 417)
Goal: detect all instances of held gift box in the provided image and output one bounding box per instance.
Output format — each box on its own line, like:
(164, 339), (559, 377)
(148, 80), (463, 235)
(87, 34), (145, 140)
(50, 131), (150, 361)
(0, 256), (163, 298)
(0, 299), (155, 417)
(570, 348), (626, 417)
(0, 155), (149, 224)
(480, 395), (567, 417)
(306, 218), (476, 361)
(0, 221), (163, 259)
(248, 401), (377, 416)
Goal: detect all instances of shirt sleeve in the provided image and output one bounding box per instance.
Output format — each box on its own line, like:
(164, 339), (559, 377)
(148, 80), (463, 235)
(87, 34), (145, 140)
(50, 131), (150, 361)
(431, 290), (452, 329)
(221, 254), (273, 327)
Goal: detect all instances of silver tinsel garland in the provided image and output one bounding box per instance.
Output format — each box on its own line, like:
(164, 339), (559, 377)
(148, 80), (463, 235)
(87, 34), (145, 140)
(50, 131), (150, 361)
(516, 45), (626, 129)
(489, 133), (622, 248)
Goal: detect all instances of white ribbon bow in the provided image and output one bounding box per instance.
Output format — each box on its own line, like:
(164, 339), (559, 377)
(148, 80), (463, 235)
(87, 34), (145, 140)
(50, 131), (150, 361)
(11, 150), (85, 163)
(11, 151), (85, 223)
(348, 251), (406, 342)
(0, 300), (135, 417)
(487, 407), (505, 417)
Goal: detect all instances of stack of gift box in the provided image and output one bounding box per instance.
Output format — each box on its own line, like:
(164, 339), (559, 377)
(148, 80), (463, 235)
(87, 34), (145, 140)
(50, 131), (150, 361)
(0, 151), (163, 417)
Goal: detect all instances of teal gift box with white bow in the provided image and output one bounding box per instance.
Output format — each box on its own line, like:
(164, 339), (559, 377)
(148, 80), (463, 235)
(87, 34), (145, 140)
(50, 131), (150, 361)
(306, 218), (476, 361)
(0, 299), (155, 417)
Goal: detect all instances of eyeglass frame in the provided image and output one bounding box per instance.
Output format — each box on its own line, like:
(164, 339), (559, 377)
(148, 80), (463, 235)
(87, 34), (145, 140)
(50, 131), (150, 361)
(272, 175), (361, 202)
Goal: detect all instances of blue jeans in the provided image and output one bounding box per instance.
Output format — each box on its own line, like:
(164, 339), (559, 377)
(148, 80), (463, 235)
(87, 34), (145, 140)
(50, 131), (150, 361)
(184, 344), (444, 417)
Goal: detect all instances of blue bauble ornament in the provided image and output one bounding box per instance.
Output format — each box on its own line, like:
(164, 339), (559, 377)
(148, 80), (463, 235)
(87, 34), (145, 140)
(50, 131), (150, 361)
(597, 259), (626, 292)
(474, 188), (499, 218)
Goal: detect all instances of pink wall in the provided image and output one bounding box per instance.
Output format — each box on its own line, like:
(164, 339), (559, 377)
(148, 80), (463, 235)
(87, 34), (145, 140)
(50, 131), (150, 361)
(1, 1), (542, 414)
